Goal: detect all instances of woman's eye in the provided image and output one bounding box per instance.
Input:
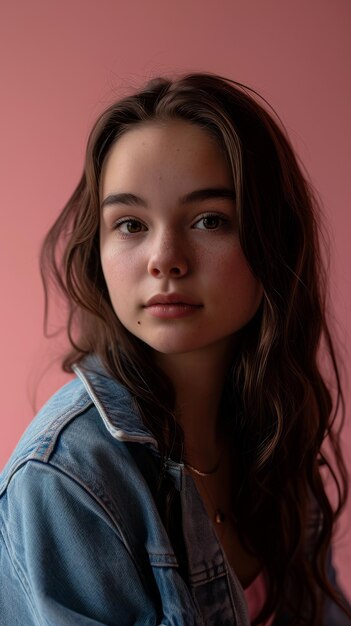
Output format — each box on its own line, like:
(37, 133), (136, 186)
(193, 214), (227, 230)
(114, 219), (146, 234)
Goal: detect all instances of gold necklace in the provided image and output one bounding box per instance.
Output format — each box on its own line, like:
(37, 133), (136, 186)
(196, 475), (227, 524)
(184, 450), (228, 524)
(183, 437), (228, 477)
(183, 456), (221, 477)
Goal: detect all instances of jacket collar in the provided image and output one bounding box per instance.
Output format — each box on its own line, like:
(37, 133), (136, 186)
(73, 355), (159, 451)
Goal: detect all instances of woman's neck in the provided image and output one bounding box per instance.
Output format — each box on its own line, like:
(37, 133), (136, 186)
(155, 342), (234, 468)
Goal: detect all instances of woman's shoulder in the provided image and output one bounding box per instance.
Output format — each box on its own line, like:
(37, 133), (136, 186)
(0, 359), (158, 501)
(0, 367), (166, 567)
(0, 377), (94, 495)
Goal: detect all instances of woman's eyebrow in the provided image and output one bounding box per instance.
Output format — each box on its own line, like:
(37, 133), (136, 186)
(101, 187), (235, 210)
(101, 192), (147, 210)
(181, 187), (235, 204)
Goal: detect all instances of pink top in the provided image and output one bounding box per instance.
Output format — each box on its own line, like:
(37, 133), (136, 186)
(243, 571), (275, 625)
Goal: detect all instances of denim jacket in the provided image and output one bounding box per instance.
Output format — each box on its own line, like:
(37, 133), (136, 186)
(0, 356), (350, 625)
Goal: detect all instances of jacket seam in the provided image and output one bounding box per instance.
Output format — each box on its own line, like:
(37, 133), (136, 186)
(27, 459), (130, 545)
(0, 395), (93, 496)
(39, 398), (94, 462)
(28, 459), (160, 596)
(0, 523), (43, 625)
(45, 460), (181, 573)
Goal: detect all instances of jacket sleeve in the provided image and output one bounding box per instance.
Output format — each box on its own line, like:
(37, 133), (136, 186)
(0, 460), (159, 626)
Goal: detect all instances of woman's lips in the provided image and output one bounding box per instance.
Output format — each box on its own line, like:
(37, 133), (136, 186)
(144, 303), (202, 319)
(143, 294), (202, 319)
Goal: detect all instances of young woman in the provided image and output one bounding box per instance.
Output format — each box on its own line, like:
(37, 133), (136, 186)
(0, 72), (350, 625)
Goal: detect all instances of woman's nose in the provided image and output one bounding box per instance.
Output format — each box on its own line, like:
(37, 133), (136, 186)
(147, 230), (189, 278)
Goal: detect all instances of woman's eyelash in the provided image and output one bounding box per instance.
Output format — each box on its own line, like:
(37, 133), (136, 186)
(193, 213), (230, 229)
(113, 218), (146, 234)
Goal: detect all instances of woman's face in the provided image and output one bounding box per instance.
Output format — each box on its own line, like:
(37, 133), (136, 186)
(100, 120), (262, 358)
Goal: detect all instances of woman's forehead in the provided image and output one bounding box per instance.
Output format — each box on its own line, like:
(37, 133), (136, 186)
(100, 120), (234, 200)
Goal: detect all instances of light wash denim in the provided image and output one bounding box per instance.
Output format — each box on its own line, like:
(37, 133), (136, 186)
(0, 356), (350, 625)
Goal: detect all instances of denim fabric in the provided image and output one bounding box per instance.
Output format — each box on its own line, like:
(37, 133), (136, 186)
(0, 356), (349, 625)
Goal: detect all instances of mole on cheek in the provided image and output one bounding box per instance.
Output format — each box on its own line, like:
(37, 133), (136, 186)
(137, 321), (141, 325)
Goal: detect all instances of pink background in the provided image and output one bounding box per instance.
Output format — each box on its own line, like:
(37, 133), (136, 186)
(1, 0), (350, 600)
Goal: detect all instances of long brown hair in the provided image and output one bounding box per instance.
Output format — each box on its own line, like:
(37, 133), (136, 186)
(40, 72), (350, 624)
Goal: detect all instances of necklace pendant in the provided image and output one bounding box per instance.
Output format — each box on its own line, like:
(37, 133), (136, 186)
(215, 509), (226, 524)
